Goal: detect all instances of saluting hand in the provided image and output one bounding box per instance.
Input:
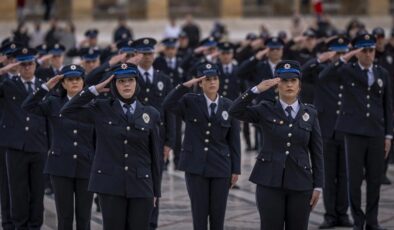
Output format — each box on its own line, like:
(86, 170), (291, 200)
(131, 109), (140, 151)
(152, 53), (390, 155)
(256, 77), (281, 92)
(38, 54), (53, 63)
(0, 62), (20, 75)
(45, 75), (64, 90)
(126, 53), (143, 65)
(341, 48), (363, 63)
(182, 76), (206, 88)
(310, 190), (321, 210)
(317, 51), (337, 63)
(194, 46), (208, 54)
(0, 55), (7, 64)
(109, 53), (127, 66)
(94, 75), (114, 93)
(255, 48), (269, 60)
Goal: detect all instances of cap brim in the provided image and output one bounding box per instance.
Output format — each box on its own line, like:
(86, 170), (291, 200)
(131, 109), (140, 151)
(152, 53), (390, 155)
(114, 74), (138, 79)
(267, 45), (284, 49)
(63, 72), (84, 78)
(16, 55), (36, 62)
(277, 72), (300, 79)
(329, 47), (349, 52)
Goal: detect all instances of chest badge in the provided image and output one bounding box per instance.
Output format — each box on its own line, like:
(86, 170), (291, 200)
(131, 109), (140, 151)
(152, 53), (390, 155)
(302, 113), (310, 122)
(387, 55), (393, 64)
(142, 113), (150, 124)
(222, 111), (229, 120)
(377, 78), (383, 88)
(157, 81), (164, 91)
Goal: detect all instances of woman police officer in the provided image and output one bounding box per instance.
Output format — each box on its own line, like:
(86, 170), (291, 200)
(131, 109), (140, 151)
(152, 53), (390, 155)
(22, 64), (94, 230)
(229, 60), (324, 230)
(163, 62), (241, 230)
(60, 63), (161, 230)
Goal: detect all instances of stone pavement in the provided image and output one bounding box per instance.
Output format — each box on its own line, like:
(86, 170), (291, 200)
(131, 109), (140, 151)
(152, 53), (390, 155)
(32, 148), (394, 230)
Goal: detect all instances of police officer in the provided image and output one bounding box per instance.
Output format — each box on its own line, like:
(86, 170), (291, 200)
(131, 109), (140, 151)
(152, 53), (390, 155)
(134, 37), (175, 229)
(229, 60), (324, 230)
(67, 29), (101, 60)
(0, 40), (20, 230)
(0, 47), (48, 229)
(319, 33), (392, 230)
(113, 15), (133, 43)
(153, 37), (186, 169)
(163, 62), (241, 230)
(216, 42), (241, 101)
(302, 36), (353, 229)
(35, 43), (65, 82)
(60, 63), (161, 230)
(21, 64), (94, 230)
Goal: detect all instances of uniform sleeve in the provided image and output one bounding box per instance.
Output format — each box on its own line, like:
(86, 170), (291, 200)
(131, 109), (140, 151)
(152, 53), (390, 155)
(236, 56), (259, 80)
(228, 89), (261, 123)
(84, 61), (111, 86)
(228, 117), (241, 174)
(318, 59), (345, 81)
(309, 114), (324, 188)
(162, 84), (190, 118)
(382, 69), (393, 136)
(150, 110), (162, 197)
(163, 79), (176, 148)
(21, 86), (52, 116)
(60, 87), (97, 124)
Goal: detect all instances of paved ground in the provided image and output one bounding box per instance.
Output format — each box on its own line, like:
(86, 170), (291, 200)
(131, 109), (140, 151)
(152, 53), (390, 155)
(34, 149), (394, 230)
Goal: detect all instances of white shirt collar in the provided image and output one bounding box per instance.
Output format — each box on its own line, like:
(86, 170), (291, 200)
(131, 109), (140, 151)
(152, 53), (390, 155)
(67, 95), (73, 101)
(138, 66), (154, 78)
(21, 76), (36, 84)
(268, 60), (278, 75)
(204, 93), (219, 113)
(279, 99), (300, 113)
(358, 62), (373, 72)
(118, 100), (137, 112)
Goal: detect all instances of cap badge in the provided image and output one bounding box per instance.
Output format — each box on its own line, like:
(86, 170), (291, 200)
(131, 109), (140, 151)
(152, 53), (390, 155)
(338, 38), (344, 44)
(10, 44), (16, 49)
(70, 65), (76, 70)
(143, 39), (149, 44)
(121, 63), (128, 69)
(302, 113), (310, 122)
(22, 48), (28, 54)
(157, 81), (164, 91)
(206, 63), (212, 69)
(284, 63), (291, 69)
(222, 111), (229, 120)
(377, 78), (383, 87)
(143, 113), (150, 124)
(365, 34), (370, 40)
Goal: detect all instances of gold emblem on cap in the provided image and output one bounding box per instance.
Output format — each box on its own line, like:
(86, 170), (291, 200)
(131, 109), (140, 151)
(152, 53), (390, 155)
(54, 44), (59, 49)
(10, 44), (16, 49)
(122, 33), (127, 39)
(284, 63), (291, 69)
(338, 38), (344, 44)
(365, 34), (370, 40)
(273, 38), (277, 42)
(206, 64), (212, 69)
(22, 48), (28, 54)
(128, 40), (133, 46)
(70, 65), (76, 70)
(121, 63), (128, 69)
(143, 39), (149, 44)
(88, 49), (94, 55)
(42, 44), (47, 49)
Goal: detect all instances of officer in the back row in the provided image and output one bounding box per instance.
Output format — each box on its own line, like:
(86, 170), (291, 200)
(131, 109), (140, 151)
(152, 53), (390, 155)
(134, 37), (176, 229)
(0, 47), (48, 229)
(302, 36), (353, 229)
(319, 33), (393, 230)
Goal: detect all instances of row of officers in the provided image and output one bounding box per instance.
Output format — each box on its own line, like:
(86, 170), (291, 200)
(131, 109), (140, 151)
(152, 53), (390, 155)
(0, 29), (392, 230)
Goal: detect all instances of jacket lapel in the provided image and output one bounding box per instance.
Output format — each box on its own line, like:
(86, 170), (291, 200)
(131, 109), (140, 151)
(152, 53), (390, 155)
(198, 94), (210, 120)
(111, 99), (127, 122)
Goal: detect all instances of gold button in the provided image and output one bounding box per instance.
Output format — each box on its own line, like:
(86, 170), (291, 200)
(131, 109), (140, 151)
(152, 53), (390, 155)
(98, 170), (102, 174)
(125, 166), (128, 171)
(73, 142), (78, 146)
(208, 122), (211, 127)
(204, 147), (208, 151)
(287, 142), (291, 147)
(336, 110), (340, 114)
(124, 154), (128, 158)
(145, 174), (149, 178)
(205, 139), (209, 143)
(73, 129), (78, 134)
(26, 117), (30, 121)
(73, 154), (77, 159)
(193, 118), (197, 122)
(288, 133), (292, 137)
(367, 104), (370, 108)
(337, 101), (342, 105)
(289, 124), (293, 128)
(124, 140), (128, 144)
(144, 98), (149, 102)
(338, 94), (342, 98)
(206, 131), (210, 135)
(366, 95), (370, 99)
(126, 126), (130, 131)
(146, 88), (150, 92)
(25, 126), (29, 131)
(366, 113), (370, 117)
(285, 151), (289, 155)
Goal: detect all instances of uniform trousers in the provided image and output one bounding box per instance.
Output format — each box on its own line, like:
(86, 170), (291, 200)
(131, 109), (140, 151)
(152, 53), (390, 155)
(256, 185), (312, 230)
(98, 193), (153, 230)
(50, 175), (93, 230)
(322, 134), (350, 222)
(185, 172), (230, 230)
(6, 149), (45, 230)
(0, 147), (13, 230)
(344, 134), (385, 228)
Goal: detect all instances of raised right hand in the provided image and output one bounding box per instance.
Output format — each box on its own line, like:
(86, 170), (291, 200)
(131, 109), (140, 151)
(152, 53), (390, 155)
(342, 48), (363, 63)
(0, 62), (20, 75)
(109, 53), (127, 66)
(182, 76), (206, 88)
(255, 48), (269, 60)
(256, 77), (281, 92)
(45, 74), (64, 90)
(95, 75), (114, 93)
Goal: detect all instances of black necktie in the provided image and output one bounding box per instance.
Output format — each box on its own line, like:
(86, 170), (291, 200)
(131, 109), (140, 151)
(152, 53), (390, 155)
(210, 103), (217, 119)
(123, 104), (133, 122)
(144, 72), (151, 85)
(285, 106), (293, 121)
(224, 66), (230, 75)
(362, 69), (371, 86)
(26, 81), (34, 94)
